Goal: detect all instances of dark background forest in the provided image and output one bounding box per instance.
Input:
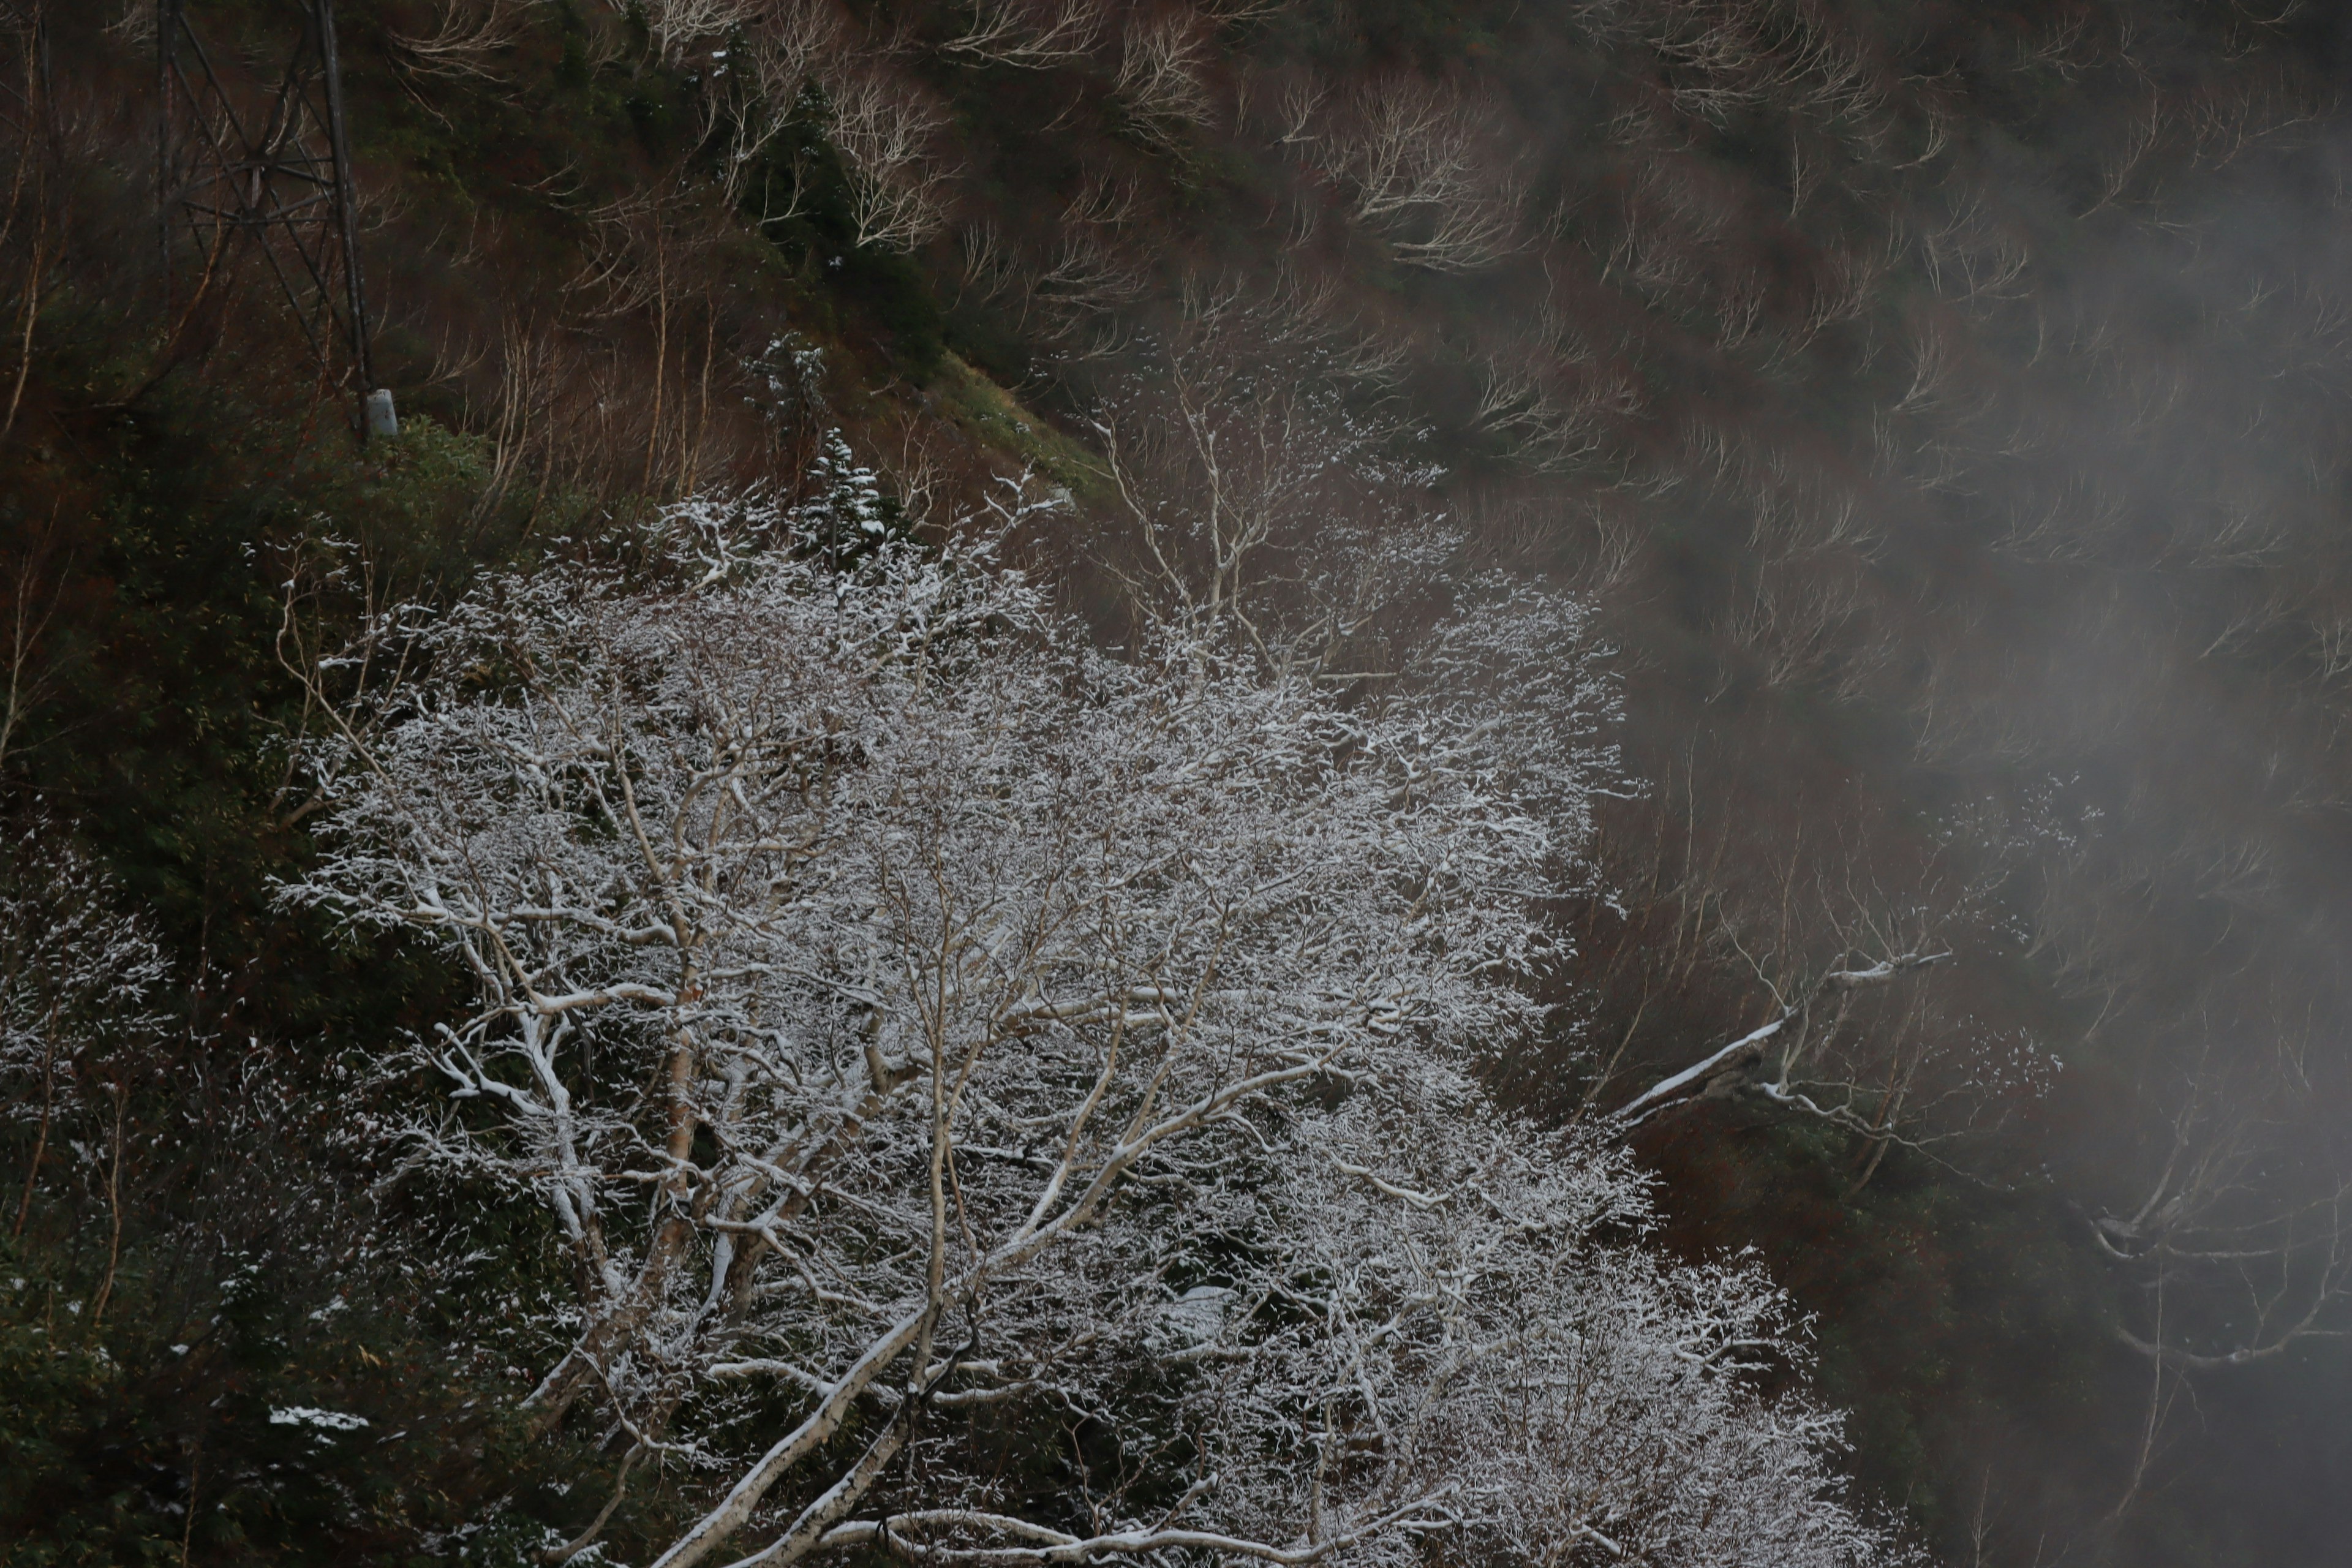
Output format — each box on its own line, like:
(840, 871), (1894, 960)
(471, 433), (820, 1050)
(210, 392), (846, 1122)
(4, 0), (2352, 1561)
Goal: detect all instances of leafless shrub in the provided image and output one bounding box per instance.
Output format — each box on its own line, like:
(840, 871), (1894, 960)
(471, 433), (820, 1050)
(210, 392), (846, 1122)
(1920, 189), (2030, 313)
(1577, 0), (1890, 137)
(2084, 91), (2165, 214)
(954, 217), (1020, 305)
(1112, 9), (1217, 151)
(2010, 7), (2091, 80)
(1892, 311), (1992, 421)
(1744, 486), (1881, 566)
(1318, 78), (1525, 272)
(1991, 473), (2124, 563)
(1080, 281), (1452, 668)
(1605, 217), (1700, 300)
(1461, 493), (1648, 598)
(1562, 764), (2030, 1170)
(388, 0), (540, 81)
(743, 2), (848, 123)
(2090, 1055), (2352, 1392)
(688, 0), (851, 208)
(1193, 0), (1284, 23)
(556, 186), (753, 499)
(1091, 318), (1387, 656)
(1064, 168), (1139, 231)
(1722, 559), (1871, 693)
(1027, 224), (1147, 337)
(823, 66), (956, 251)
(944, 0), (1106, 69)
(1470, 320), (1635, 476)
(967, 176), (1149, 344)
(464, 313), (565, 526)
(0, 521), (74, 787)
(1675, 417), (1880, 566)
(102, 0), (154, 47)
(1597, 152), (1774, 323)
(2188, 578), (2294, 663)
(2304, 608), (2352, 684)
(2185, 76), (2321, 171)
(642, 0), (758, 56)
(1789, 225), (1898, 347)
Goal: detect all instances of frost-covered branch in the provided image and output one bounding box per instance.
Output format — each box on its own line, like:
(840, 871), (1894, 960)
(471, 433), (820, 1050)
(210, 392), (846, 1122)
(1617, 951), (1948, 1128)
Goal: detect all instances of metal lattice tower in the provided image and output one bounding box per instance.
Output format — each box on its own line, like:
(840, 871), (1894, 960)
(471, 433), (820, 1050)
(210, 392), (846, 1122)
(157, 0), (374, 399)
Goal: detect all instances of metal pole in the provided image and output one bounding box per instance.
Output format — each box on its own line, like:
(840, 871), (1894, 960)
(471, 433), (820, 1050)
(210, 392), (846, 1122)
(156, 0), (175, 305)
(312, 0), (371, 396)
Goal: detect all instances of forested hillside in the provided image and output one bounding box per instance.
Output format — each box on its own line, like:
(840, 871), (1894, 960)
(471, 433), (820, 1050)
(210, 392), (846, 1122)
(4, 0), (2352, 1563)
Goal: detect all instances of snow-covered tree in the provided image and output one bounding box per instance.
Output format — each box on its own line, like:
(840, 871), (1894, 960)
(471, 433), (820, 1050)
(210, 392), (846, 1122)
(1, 823), (170, 1240)
(287, 481), (1910, 1567)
